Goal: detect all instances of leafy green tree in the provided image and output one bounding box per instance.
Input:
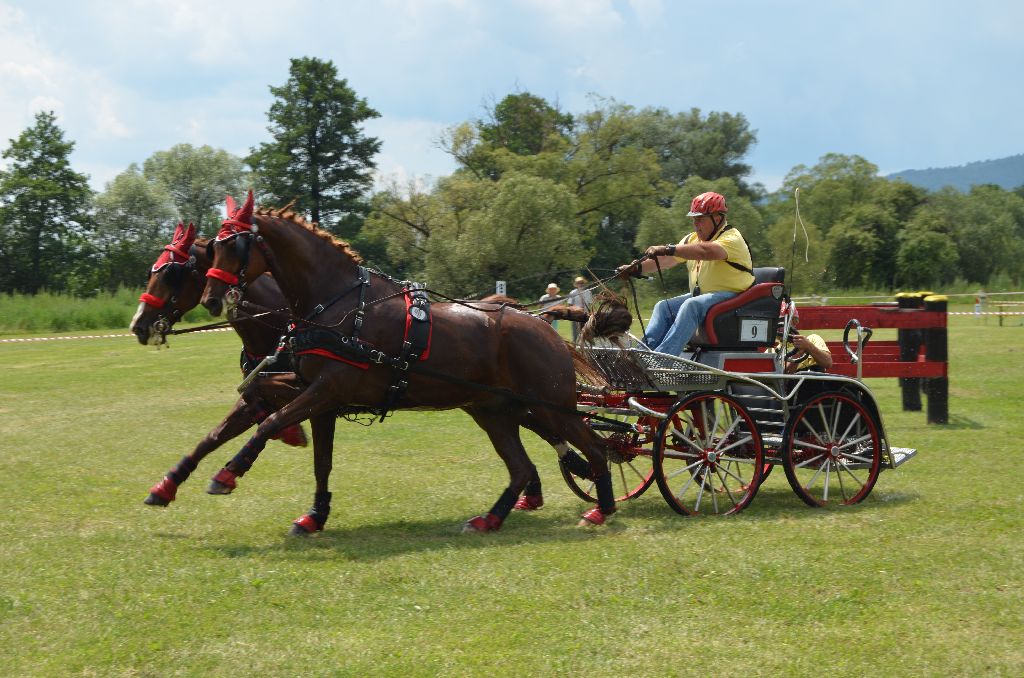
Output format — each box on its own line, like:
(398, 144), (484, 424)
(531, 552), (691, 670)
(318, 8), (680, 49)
(247, 57), (381, 234)
(0, 111), (93, 293)
(142, 144), (247, 235)
(423, 172), (585, 296)
(895, 213), (960, 289)
(776, 154), (880, 235)
(92, 164), (178, 291)
(628, 105), (758, 195)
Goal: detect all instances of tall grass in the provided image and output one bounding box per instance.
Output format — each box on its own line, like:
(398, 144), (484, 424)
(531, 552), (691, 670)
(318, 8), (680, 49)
(0, 288), (214, 334)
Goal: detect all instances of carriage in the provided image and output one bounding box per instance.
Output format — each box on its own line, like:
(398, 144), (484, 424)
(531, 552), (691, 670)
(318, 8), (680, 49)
(567, 266), (918, 516)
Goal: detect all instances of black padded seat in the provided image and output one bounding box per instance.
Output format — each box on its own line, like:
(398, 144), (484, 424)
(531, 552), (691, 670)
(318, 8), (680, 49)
(689, 267), (786, 350)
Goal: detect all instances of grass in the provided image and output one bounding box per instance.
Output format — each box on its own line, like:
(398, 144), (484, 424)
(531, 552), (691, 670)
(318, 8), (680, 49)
(0, 288), (215, 335)
(0, 316), (1022, 676)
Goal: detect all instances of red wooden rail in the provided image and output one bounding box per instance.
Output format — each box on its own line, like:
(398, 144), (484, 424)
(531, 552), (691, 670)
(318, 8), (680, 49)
(797, 296), (948, 423)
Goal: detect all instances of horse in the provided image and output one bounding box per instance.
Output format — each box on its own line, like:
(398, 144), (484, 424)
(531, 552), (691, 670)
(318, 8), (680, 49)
(198, 192), (617, 534)
(130, 222), (309, 507)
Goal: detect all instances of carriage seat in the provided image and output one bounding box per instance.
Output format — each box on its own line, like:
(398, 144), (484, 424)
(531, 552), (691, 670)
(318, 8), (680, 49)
(689, 267), (786, 350)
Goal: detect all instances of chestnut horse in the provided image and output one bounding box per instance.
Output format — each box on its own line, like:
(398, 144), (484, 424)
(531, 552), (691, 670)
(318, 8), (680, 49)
(199, 194), (617, 534)
(130, 223), (308, 506)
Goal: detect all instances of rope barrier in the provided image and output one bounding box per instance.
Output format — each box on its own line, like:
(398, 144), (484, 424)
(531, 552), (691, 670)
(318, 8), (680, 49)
(0, 327), (232, 344)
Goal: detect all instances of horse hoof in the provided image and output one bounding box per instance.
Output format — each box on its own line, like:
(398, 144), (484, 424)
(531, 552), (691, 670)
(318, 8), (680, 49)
(144, 477), (177, 506)
(289, 514), (322, 536)
(206, 480), (234, 495)
(513, 495), (544, 511)
(462, 513), (502, 533)
(206, 468), (237, 495)
(578, 507), (612, 527)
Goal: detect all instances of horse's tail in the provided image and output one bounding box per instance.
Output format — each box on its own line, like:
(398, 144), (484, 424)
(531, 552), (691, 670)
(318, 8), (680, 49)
(567, 343), (609, 389)
(580, 291), (633, 347)
(539, 304), (589, 324)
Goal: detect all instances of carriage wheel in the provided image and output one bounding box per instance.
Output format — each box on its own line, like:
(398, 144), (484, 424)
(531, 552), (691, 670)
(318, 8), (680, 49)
(653, 391), (764, 516)
(560, 413), (658, 503)
(782, 391), (882, 507)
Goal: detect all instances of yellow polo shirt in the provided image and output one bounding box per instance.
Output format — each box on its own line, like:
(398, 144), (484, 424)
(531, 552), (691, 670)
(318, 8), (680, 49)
(676, 227), (753, 293)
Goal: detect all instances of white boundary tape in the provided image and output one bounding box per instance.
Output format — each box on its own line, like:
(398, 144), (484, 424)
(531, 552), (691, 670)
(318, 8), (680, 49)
(0, 327), (232, 344)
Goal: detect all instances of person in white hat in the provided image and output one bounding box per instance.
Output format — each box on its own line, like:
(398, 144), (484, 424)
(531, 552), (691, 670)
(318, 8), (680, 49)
(567, 276), (593, 343)
(539, 282), (562, 329)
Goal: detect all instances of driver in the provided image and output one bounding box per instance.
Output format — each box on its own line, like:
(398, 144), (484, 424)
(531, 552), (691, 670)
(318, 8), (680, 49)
(781, 302), (833, 373)
(617, 191), (753, 355)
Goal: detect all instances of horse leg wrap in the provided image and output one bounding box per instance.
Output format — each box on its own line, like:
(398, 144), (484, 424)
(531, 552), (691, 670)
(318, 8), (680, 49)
(594, 472), (616, 515)
(229, 439), (266, 475)
(489, 487), (519, 520)
(167, 455), (198, 485)
(559, 449), (594, 479)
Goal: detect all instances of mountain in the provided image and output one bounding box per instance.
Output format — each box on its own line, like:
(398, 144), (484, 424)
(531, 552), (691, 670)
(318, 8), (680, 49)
(887, 153), (1024, 192)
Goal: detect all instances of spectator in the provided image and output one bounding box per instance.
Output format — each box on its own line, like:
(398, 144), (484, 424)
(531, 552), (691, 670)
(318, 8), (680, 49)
(567, 276), (593, 343)
(539, 282), (562, 329)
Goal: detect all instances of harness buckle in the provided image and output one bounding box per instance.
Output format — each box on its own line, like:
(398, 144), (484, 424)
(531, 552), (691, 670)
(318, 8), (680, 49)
(312, 303), (325, 316)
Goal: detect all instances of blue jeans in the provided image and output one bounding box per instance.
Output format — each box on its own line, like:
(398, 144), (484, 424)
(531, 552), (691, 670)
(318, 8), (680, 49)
(642, 291), (738, 355)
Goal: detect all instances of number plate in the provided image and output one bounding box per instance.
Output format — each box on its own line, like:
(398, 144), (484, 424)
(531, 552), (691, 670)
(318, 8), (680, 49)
(740, 319), (770, 342)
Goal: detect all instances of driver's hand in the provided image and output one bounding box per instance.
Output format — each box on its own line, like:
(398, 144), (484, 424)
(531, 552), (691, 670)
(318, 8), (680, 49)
(644, 245), (674, 259)
(791, 334), (810, 350)
(616, 261), (641, 279)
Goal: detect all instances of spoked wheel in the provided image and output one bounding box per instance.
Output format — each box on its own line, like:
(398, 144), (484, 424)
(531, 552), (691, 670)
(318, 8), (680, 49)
(653, 391), (764, 516)
(561, 413), (658, 503)
(783, 391), (882, 507)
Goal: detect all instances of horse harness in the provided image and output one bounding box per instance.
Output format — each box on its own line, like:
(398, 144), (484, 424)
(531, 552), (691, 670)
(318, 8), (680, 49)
(286, 265), (434, 421)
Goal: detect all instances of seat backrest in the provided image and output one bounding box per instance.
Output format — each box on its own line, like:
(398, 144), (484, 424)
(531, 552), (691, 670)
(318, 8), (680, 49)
(752, 266), (785, 284)
(690, 268), (786, 350)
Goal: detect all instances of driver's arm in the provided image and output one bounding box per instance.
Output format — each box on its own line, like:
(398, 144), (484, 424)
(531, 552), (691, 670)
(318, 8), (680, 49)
(793, 333), (833, 370)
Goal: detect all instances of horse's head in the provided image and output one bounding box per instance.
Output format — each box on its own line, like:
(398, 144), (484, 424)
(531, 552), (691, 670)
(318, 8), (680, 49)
(200, 191), (270, 317)
(130, 222), (205, 345)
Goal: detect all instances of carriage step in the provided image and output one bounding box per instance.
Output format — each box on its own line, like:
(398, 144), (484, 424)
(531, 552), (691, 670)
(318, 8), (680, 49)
(887, 446), (917, 468)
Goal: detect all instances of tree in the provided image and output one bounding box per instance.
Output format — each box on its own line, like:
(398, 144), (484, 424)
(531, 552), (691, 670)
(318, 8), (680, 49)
(894, 213), (960, 289)
(142, 144), (247, 235)
(0, 111), (93, 293)
(628, 105), (758, 195)
(247, 57), (381, 234)
(92, 164), (179, 291)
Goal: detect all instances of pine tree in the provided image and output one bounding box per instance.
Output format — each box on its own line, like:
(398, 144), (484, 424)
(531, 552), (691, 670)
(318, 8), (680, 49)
(247, 57), (381, 235)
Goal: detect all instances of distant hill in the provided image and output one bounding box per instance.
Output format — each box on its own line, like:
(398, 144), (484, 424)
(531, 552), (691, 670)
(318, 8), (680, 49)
(887, 154), (1024, 192)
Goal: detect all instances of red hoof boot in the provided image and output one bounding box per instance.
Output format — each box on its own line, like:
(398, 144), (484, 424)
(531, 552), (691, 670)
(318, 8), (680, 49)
(462, 513), (503, 533)
(207, 468), (238, 494)
(145, 477), (178, 506)
(290, 514), (323, 536)
(513, 494), (544, 511)
(275, 424), (308, 448)
(578, 507), (612, 527)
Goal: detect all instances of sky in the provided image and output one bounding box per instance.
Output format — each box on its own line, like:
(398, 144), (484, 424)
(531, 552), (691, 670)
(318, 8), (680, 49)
(1, 0), (1022, 195)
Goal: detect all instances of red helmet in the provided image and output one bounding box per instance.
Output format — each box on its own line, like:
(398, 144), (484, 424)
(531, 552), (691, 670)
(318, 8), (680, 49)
(686, 191), (728, 217)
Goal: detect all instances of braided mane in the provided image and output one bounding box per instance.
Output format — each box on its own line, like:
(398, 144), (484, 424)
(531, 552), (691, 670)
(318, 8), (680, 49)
(255, 204), (363, 264)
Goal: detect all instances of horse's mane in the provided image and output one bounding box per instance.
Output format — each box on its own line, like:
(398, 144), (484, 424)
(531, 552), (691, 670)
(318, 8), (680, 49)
(255, 204), (363, 265)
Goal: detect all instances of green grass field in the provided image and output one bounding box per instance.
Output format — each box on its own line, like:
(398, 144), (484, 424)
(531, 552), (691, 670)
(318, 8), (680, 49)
(0, 315), (1021, 676)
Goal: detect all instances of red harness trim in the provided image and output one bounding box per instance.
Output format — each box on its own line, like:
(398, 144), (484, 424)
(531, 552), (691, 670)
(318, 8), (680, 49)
(404, 290), (432, 361)
(296, 348), (370, 370)
(206, 268), (240, 285)
(139, 293), (166, 309)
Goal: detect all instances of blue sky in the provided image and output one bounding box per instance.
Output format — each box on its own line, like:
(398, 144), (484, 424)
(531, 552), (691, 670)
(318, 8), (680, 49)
(1, 0), (1021, 194)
